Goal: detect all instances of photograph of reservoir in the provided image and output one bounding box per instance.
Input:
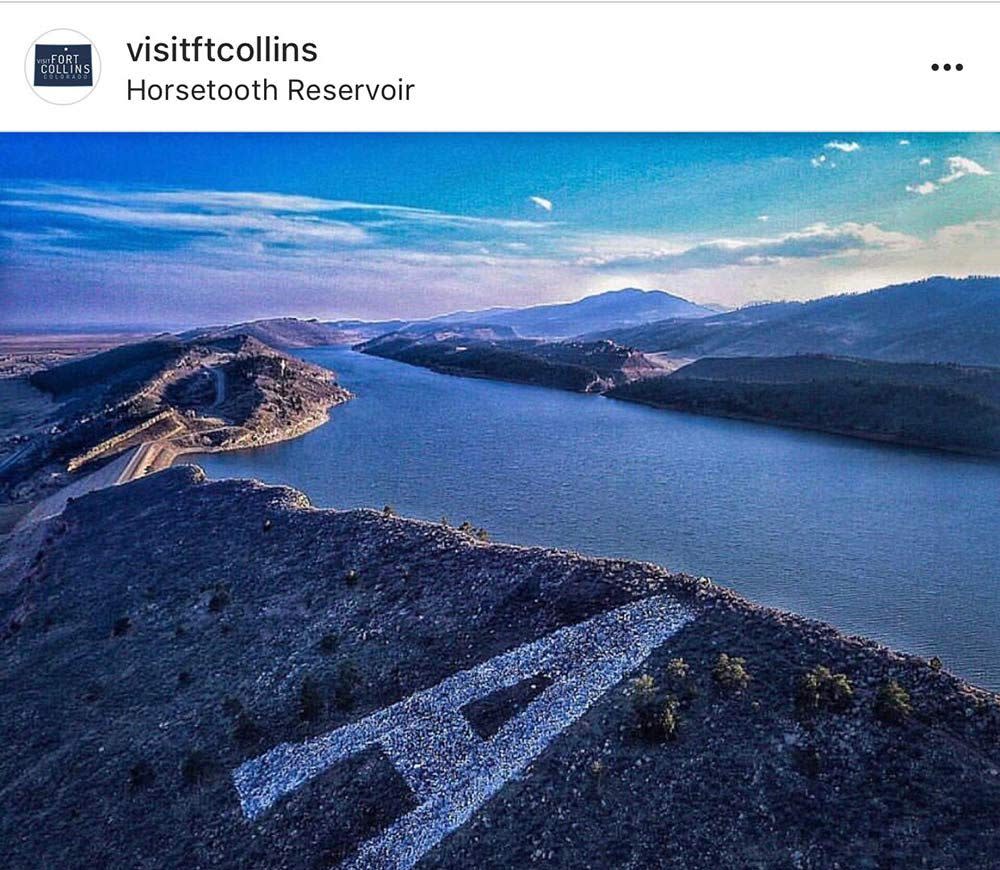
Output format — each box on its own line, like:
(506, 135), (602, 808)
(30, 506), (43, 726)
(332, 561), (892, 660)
(2, 133), (999, 868)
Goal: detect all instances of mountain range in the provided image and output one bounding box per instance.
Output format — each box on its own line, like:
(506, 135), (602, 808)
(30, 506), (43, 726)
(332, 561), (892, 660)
(414, 288), (716, 338)
(184, 289), (715, 348)
(182, 277), (999, 368)
(592, 276), (1000, 367)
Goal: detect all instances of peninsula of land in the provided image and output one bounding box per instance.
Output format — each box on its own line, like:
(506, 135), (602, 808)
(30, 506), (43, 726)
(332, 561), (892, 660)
(0, 333), (350, 532)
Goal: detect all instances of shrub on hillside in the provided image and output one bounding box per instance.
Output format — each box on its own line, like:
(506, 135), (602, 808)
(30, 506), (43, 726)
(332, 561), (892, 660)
(796, 665), (854, 713)
(713, 653), (751, 691)
(875, 679), (912, 724)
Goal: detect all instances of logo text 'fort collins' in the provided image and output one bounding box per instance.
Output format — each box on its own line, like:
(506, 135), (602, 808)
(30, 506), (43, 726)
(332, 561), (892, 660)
(25, 29), (100, 104)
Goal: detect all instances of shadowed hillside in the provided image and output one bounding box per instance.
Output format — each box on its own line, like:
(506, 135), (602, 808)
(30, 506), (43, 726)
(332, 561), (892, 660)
(1, 467), (998, 868)
(593, 277), (1000, 366)
(359, 331), (664, 392)
(609, 355), (1000, 455)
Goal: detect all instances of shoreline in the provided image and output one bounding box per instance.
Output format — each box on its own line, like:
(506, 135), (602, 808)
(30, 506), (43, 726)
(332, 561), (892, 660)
(359, 349), (1000, 460)
(610, 394), (1000, 460)
(12, 391), (351, 531)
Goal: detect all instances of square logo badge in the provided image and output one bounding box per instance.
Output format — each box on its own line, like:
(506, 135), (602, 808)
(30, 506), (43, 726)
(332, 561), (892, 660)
(34, 44), (94, 87)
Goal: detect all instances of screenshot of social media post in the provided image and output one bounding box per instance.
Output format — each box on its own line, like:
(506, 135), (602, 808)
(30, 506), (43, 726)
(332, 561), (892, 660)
(1, 3), (998, 869)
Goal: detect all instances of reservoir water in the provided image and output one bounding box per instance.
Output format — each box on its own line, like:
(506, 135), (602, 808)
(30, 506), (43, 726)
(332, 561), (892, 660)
(194, 347), (1000, 690)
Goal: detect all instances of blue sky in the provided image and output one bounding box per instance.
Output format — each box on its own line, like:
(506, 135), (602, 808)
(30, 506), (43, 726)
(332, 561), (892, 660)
(2, 133), (999, 327)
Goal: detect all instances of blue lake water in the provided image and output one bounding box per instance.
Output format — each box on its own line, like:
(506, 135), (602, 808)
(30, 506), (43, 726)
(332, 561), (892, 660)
(194, 347), (1000, 690)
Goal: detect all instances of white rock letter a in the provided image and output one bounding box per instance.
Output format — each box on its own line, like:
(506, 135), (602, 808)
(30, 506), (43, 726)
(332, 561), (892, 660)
(232, 593), (693, 869)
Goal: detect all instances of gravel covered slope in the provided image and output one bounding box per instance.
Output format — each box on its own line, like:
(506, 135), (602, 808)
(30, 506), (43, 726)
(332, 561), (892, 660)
(1, 466), (998, 868)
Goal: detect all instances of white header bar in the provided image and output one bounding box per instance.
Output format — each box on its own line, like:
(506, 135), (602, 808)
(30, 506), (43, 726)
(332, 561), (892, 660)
(2, 2), (996, 131)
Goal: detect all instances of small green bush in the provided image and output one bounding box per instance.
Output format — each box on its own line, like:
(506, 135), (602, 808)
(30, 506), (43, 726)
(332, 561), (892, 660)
(629, 675), (680, 740)
(656, 696), (681, 740)
(456, 521), (489, 539)
(712, 653), (751, 691)
(665, 657), (690, 681)
(630, 673), (656, 700)
(221, 697), (243, 717)
(928, 656), (943, 672)
(796, 665), (854, 713)
(874, 679), (912, 724)
(233, 711), (263, 747)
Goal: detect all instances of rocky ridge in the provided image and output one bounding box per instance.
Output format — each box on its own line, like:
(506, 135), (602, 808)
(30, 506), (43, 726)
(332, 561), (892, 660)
(0, 467), (998, 868)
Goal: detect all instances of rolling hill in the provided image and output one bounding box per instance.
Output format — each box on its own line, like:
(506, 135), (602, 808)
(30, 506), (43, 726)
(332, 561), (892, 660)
(358, 330), (663, 392)
(433, 287), (715, 338)
(183, 289), (715, 349)
(183, 318), (403, 348)
(593, 277), (1000, 366)
(608, 355), (1000, 455)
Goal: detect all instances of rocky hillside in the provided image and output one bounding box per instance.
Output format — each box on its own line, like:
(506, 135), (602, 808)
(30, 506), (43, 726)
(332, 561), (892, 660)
(358, 332), (664, 392)
(1, 467), (997, 868)
(1, 335), (350, 520)
(184, 318), (401, 349)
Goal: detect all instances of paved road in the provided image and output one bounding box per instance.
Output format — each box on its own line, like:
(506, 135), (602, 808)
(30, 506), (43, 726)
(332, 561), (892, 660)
(17, 450), (135, 529)
(210, 367), (226, 407)
(0, 441), (37, 476)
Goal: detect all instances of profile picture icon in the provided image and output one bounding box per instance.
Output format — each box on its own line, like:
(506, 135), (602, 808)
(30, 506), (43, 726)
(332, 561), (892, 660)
(25, 28), (101, 104)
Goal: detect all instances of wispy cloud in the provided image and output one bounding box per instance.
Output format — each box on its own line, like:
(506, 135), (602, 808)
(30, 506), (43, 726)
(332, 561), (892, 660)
(825, 141), (861, 153)
(906, 155), (991, 195)
(578, 223), (915, 272)
(3, 158), (1000, 326)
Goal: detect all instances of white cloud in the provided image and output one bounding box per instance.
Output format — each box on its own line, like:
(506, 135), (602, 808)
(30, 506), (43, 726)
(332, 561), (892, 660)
(938, 155), (991, 185)
(757, 215), (770, 222)
(919, 157), (932, 166)
(580, 222), (916, 272)
(825, 141), (861, 153)
(810, 154), (827, 168)
(899, 139), (911, 146)
(905, 155), (991, 195)
(529, 195), (553, 212)
(6, 183), (549, 232)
